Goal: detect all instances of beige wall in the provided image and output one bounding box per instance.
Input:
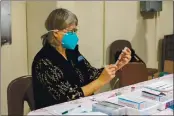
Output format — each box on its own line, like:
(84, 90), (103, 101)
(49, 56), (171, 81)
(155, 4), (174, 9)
(26, 1), (57, 74)
(105, 1), (173, 69)
(1, 1), (28, 115)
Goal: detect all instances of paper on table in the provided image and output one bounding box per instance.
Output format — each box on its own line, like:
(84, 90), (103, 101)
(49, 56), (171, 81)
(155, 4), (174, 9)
(153, 108), (173, 115)
(145, 81), (173, 92)
(43, 104), (81, 115)
(43, 99), (95, 115)
(27, 111), (53, 115)
(66, 112), (108, 115)
(61, 100), (98, 115)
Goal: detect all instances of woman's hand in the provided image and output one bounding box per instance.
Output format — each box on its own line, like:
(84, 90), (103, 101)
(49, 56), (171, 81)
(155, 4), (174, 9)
(81, 47), (131, 97)
(116, 47), (131, 70)
(97, 64), (119, 86)
(96, 47), (131, 86)
(81, 64), (118, 96)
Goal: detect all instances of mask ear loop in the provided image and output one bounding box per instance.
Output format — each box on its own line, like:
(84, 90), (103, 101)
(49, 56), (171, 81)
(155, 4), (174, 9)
(48, 29), (66, 46)
(48, 29), (59, 33)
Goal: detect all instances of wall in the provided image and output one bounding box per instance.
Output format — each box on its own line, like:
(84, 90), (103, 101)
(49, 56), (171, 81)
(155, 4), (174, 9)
(26, 1), (57, 74)
(1, 1), (28, 115)
(105, 1), (173, 69)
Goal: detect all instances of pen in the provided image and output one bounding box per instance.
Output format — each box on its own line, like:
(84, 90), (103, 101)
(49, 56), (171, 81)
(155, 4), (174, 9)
(108, 93), (117, 98)
(62, 105), (81, 114)
(155, 84), (168, 89)
(161, 85), (173, 90)
(108, 91), (122, 98)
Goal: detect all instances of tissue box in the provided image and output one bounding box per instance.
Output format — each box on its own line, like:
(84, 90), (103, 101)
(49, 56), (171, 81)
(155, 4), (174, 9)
(92, 101), (126, 115)
(118, 96), (146, 110)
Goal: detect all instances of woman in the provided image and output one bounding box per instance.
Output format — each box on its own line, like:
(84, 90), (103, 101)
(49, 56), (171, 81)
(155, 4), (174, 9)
(32, 8), (131, 109)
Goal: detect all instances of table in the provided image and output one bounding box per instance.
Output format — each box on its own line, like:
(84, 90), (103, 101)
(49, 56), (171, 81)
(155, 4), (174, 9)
(28, 74), (173, 115)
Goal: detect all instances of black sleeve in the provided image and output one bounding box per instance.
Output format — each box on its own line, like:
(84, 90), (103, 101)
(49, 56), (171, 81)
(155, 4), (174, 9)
(83, 58), (104, 81)
(34, 58), (84, 101)
(74, 45), (104, 82)
(75, 46), (104, 81)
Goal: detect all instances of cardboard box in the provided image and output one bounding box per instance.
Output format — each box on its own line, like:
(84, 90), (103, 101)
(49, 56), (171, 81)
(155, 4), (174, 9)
(164, 60), (174, 74)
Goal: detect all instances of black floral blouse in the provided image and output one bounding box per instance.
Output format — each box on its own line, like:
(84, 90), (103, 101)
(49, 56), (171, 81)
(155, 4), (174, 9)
(32, 43), (104, 109)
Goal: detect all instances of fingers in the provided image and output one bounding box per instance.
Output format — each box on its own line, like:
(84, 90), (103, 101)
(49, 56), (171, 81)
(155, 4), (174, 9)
(105, 65), (117, 78)
(103, 47), (131, 80)
(108, 65), (117, 72)
(126, 47), (131, 54)
(122, 55), (131, 62)
(108, 64), (117, 70)
(117, 57), (130, 67)
(118, 50), (131, 63)
(123, 47), (131, 55)
(108, 70), (116, 78)
(116, 54), (131, 70)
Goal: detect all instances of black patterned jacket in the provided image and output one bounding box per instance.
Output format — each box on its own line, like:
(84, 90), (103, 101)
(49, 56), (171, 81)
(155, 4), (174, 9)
(32, 43), (104, 109)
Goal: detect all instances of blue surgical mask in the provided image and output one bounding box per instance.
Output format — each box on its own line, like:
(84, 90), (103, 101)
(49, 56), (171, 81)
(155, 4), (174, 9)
(47, 30), (79, 50)
(62, 32), (79, 50)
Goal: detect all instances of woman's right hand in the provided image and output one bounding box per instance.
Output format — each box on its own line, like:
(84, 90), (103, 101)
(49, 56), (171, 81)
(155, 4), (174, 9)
(81, 64), (118, 96)
(97, 64), (118, 86)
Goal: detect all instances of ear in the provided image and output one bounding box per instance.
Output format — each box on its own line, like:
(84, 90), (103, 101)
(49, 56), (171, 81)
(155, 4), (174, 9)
(53, 31), (59, 39)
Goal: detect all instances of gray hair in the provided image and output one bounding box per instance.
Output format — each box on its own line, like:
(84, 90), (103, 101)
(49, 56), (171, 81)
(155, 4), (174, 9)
(41, 8), (78, 46)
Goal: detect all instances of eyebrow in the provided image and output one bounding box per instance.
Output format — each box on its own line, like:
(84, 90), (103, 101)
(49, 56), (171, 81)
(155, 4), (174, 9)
(66, 28), (77, 32)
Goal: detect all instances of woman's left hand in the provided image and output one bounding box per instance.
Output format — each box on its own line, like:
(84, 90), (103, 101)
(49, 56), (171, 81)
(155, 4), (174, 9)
(116, 47), (132, 70)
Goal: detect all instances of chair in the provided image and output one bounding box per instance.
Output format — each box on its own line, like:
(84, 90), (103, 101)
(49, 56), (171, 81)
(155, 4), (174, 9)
(109, 40), (158, 89)
(161, 34), (174, 73)
(109, 40), (158, 76)
(7, 75), (35, 115)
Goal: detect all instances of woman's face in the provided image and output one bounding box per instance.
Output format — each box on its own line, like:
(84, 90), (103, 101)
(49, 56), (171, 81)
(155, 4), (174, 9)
(53, 24), (77, 42)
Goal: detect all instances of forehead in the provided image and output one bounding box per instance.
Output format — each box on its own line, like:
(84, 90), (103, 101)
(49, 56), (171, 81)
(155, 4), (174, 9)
(61, 24), (77, 33)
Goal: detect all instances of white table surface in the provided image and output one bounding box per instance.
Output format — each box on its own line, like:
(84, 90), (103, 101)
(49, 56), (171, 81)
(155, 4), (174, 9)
(28, 74), (174, 115)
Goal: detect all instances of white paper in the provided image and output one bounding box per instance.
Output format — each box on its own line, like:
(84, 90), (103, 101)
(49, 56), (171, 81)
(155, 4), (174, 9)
(66, 112), (108, 115)
(153, 108), (173, 115)
(145, 81), (173, 92)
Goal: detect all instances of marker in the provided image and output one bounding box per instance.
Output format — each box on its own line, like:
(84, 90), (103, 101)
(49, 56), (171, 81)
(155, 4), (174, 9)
(61, 105), (81, 114)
